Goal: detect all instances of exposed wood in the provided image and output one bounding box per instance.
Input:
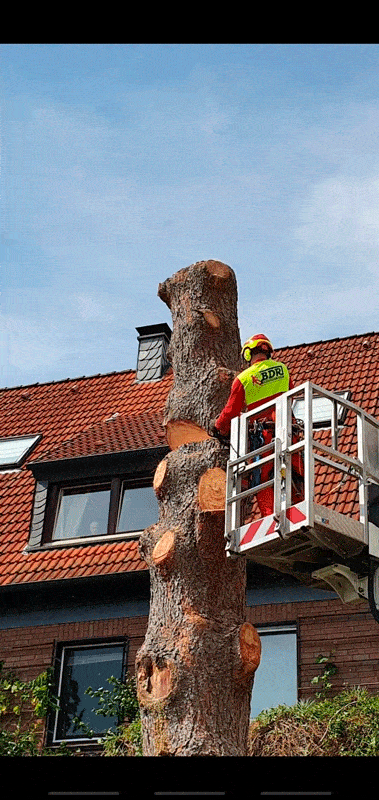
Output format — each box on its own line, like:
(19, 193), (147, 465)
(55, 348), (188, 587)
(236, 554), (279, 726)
(239, 623), (262, 675)
(152, 529), (176, 567)
(198, 467), (226, 511)
(153, 459), (168, 495)
(137, 656), (174, 705)
(137, 260), (260, 756)
(205, 260), (232, 280)
(200, 309), (220, 328)
(165, 419), (212, 450)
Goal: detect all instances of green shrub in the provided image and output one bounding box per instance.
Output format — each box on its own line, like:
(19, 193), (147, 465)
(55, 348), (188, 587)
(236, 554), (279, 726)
(0, 661), (58, 756)
(0, 661), (142, 757)
(102, 718), (143, 757)
(249, 687), (379, 756)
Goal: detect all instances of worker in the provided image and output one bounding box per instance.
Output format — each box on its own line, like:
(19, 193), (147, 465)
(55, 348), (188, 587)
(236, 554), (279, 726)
(211, 333), (303, 519)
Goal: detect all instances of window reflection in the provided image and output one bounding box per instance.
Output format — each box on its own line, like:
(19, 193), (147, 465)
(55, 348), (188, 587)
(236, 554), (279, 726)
(117, 484), (158, 533)
(53, 486), (111, 540)
(54, 644), (124, 741)
(250, 627), (297, 718)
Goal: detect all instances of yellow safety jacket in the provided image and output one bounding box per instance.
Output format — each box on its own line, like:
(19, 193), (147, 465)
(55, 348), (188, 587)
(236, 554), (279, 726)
(238, 357), (290, 407)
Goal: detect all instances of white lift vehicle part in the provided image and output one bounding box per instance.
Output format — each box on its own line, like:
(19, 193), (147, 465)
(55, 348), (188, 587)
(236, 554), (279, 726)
(224, 381), (379, 623)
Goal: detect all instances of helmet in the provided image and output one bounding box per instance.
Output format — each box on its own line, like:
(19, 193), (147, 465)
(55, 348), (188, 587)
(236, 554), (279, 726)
(241, 334), (273, 363)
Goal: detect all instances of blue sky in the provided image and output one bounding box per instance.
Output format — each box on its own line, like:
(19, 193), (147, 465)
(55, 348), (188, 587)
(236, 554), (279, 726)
(2, 43), (379, 388)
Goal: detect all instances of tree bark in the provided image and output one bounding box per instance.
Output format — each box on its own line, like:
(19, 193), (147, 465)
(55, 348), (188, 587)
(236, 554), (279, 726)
(136, 260), (261, 756)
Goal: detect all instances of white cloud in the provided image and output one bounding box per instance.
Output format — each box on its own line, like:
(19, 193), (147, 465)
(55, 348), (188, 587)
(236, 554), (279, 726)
(294, 175), (379, 266)
(239, 273), (379, 350)
(4, 51), (379, 387)
(0, 313), (64, 374)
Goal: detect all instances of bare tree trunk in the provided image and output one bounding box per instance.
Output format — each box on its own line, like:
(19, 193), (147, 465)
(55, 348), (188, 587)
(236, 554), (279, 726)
(136, 260), (261, 756)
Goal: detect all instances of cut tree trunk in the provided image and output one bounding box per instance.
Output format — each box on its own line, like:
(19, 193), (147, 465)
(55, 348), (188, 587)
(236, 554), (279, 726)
(136, 260), (261, 756)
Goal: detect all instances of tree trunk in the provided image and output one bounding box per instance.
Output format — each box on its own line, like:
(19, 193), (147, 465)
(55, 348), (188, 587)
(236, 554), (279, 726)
(136, 260), (261, 756)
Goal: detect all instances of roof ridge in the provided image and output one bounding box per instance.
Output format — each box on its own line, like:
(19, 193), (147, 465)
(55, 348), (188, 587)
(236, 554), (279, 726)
(2, 330), (378, 392)
(275, 330), (379, 353)
(0, 368), (136, 393)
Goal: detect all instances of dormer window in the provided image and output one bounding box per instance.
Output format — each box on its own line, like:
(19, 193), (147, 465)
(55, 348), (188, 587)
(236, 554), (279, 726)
(26, 408), (168, 551)
(42, 476), (159, 546)
(0, 434), (41, 469)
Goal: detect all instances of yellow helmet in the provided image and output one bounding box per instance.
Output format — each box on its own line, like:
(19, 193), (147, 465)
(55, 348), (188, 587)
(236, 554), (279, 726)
(241, 334), (273, 363)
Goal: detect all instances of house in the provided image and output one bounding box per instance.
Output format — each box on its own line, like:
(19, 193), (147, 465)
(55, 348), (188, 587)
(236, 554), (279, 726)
(1, 324), (379, 749)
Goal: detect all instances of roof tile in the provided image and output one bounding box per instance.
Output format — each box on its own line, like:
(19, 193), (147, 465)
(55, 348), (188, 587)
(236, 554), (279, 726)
(1, 331), (379, 587)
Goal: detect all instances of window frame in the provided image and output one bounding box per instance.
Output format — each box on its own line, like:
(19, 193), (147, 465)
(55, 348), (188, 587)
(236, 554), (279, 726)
(47, 636), (129, 746)
(40, 473), (159, 547)
(250, 622), (299, 718)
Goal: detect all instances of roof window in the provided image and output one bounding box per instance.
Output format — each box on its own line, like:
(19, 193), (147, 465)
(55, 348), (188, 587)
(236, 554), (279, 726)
(0, 434), (41, 469)
(292, 391), (350, 428)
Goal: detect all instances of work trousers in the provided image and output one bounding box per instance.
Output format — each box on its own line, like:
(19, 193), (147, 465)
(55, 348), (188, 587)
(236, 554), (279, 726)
(251, 425), (304, 518)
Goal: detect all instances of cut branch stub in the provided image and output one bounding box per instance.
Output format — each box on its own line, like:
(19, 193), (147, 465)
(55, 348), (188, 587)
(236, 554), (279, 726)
(166, 419), (212, 451)
(152, 529), (176, 568)
(197, 309), (220, 328)
(137, 656), (174, 706)
(198, 467), (226, 512)
(153, 459), (168, 496)
(239, 623), (261, 674)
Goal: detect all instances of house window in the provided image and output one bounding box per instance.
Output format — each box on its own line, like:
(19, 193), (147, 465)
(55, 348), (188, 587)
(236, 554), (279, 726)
(116, 483), (159, 534)
(43, 476), (159, 544)
(292, 391), (350, 429)
(250, 624), (298, 718)
(51, 639), (126, 743)
(0, 434), (41, 469)
(53, 485), (111, 540)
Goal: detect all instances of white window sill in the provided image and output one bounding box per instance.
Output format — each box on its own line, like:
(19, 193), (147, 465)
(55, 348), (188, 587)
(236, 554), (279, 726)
(24, 530), (142, 552)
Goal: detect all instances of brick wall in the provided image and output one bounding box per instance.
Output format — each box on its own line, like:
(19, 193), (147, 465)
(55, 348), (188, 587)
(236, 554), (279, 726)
(0, 615), (148, 752)
(247, 596), (379, 698)
(1, 597), (379, 702)
(0, 615), (148, 682)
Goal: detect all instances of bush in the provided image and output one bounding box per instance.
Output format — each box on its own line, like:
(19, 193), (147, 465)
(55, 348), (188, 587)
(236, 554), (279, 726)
(0, 662), (142, 757)
(0, 661), (58, 756)
(248, 687), (379, 756)
(101, 718), (143, 757)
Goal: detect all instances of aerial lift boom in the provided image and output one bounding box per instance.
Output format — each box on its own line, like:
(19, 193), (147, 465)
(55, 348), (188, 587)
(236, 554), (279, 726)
(224, 381), (379, 623)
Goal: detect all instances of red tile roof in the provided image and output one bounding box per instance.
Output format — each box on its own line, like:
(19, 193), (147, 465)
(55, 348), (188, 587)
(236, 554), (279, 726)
(33, 408), (166, 464)
(1, 330), (379, 589)
(0, 368), (172, 588)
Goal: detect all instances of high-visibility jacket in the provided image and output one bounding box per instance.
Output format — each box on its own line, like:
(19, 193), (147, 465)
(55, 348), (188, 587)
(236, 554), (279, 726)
(215, 357), (293, 435)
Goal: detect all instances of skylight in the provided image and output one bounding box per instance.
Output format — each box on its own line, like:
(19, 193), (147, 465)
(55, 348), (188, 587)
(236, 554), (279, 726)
(292, 391), (350, 428)
(0, 435), (41, 468)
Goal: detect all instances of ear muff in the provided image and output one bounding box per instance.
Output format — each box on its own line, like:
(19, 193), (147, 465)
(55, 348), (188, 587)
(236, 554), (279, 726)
(243, 346), (252, 362)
